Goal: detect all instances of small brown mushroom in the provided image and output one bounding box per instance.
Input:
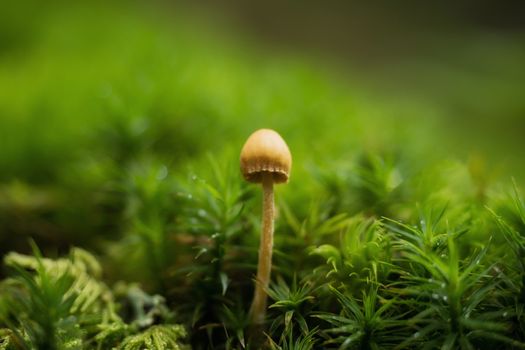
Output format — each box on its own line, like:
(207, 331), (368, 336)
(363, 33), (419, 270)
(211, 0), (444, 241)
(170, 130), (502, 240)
(240, 129), (292, 326)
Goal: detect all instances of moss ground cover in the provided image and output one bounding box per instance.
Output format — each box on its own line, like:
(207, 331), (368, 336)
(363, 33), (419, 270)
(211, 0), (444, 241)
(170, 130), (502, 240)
(1, 1), (525, 349)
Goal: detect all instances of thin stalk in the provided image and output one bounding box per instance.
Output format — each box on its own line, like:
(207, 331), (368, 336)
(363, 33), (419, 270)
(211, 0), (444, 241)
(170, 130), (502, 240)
(250, 172), (274, 325)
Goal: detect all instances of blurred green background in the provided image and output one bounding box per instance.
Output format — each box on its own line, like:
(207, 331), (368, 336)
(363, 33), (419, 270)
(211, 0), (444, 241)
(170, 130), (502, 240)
(0, 0), (524, 268)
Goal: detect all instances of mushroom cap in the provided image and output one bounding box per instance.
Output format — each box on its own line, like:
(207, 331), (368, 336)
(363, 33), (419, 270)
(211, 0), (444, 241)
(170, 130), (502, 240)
(240, 129), (292, 184)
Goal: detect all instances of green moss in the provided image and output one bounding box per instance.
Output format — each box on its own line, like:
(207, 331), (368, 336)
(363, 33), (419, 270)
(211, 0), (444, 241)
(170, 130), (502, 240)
(1, 1), (525, 348)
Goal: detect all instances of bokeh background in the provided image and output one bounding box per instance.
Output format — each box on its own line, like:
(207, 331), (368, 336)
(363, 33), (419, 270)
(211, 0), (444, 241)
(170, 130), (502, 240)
(1, 0), (524, 274)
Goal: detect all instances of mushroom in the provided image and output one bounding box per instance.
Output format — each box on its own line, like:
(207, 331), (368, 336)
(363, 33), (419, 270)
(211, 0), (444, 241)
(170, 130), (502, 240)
(240, 129), (292, 326)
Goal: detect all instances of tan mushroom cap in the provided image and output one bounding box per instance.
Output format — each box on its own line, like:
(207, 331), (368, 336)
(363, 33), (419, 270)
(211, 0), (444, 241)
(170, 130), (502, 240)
(240, 129), (292, 184)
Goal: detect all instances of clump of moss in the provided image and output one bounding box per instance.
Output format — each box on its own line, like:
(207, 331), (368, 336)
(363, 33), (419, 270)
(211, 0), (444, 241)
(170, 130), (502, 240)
(0, 245), (188, 350)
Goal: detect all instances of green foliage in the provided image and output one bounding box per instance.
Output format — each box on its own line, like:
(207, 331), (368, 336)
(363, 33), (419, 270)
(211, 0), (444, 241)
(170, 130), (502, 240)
(266, 276), (315, 337)
(267, 328), (317, 350)
(168, 157), (256, 349)
(314, 284), (404, 349)
(488, 181), (525, 342)
(310, 215), (388, 288)
(1, 1), (525, 349)
(0, 246), (187, 350)
(392, 234), (512, 348)
(118, 325), (187, 350)
(0, 244), (112, 349)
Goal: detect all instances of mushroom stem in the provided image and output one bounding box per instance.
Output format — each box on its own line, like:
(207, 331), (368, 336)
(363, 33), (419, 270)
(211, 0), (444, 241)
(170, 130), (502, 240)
(250, 172), (274, 325)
